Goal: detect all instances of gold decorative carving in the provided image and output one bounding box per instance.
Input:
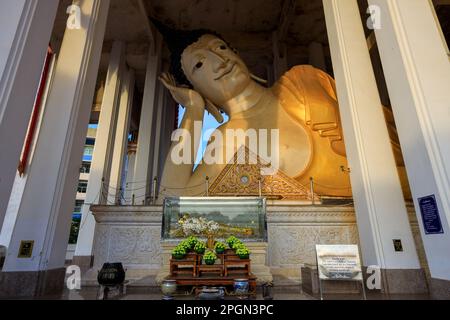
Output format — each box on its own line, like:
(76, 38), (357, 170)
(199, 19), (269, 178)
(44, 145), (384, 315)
(209, 146), (319, 201)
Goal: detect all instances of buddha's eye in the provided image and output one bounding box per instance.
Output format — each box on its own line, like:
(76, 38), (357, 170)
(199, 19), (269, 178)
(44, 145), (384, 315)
(220, 44), (227, 50)
(195, 61), (203, 69)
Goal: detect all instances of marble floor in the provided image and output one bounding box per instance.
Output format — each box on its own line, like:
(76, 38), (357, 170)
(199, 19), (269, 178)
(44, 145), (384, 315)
(26, 286), (432, 301)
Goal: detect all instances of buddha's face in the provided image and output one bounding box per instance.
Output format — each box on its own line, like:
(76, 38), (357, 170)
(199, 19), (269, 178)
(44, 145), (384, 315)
(181, 34), (251, 105)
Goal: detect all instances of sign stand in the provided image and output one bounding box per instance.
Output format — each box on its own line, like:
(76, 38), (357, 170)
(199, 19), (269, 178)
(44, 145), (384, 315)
(315, 245), (367, 300)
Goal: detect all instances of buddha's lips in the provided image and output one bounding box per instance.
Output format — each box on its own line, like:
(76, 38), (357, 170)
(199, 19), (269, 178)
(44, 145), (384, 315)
(214, 63), (236, 80)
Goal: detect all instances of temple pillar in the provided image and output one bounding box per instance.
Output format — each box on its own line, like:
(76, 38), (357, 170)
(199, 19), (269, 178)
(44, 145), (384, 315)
(0, 54), (56, 250)
(133, 35), (162, 204)
(73, 41), (126, 267)
(0, 0), (110, 297)
(308, 42), (327, 71)
(323, 0), (426, 293)
(151, 82), (166, 198)
(108, 69), (135, 205)
(0, 0), (58, 229)
(159, 91), (177, 184)
(368, 0), (450, 298)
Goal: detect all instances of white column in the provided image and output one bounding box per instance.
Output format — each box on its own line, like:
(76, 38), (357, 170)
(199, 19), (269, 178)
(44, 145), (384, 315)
(0, 0), (110, 297)
(0, 0), (58, 228)
(323, 0), (424, 292)
(0, 54), (56, 249)
(159, 91), (177, 180)
(151, 82), (166, 190)
(108, 69), (135, 204)
(133, 36), (162, 204)
(308, 42), (327, 71)
(74, 41), (125, 261)
(369, 0), (450, 288)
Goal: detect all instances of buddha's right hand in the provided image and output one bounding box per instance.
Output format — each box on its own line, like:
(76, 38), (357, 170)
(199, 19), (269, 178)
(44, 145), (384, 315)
(159, 73), (205, 111)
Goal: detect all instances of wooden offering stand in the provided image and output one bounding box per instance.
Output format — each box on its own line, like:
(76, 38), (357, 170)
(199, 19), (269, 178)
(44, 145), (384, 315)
(168, 249), (256, 296)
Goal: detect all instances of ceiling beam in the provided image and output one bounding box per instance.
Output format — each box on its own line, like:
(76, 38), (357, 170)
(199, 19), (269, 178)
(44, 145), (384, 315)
(136, 0), (156, 52)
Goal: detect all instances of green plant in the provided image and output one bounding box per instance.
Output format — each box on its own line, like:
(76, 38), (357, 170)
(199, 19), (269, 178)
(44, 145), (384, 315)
(179, 240), (191, 252)
(215, 242), (226, 254)
(186, 236), (198, 249)
(203, 250), (217, 265)
(232, 241), (245, 250)
(172, 246), (186, 259)
(226, 236), (241, 248)
(194, 241), (206, 254)
(236, 246), (251, 259)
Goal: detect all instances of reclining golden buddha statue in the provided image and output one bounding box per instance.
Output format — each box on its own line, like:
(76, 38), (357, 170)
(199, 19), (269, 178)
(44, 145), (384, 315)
(153, 21), (408, 198)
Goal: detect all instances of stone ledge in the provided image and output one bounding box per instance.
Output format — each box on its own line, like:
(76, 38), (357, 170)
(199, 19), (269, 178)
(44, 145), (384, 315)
(267, 206), (356, 224)
(91, 205), (163, 223)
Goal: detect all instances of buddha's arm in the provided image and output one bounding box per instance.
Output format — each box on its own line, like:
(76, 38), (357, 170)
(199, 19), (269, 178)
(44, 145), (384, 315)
(161, 106), (204, 190)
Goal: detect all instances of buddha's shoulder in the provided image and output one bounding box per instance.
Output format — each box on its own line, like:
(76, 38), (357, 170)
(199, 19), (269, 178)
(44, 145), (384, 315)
(277, 65), (332, 83)
(271, 65), (319, 99)
(272, 65), (336, 100)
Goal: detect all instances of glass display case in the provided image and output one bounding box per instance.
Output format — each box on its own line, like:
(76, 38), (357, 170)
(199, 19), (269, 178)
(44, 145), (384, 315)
(162, 197), (267, 241)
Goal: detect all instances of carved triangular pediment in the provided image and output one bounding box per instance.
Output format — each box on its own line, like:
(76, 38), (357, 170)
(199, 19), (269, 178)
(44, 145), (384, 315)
(209, 146), (319, 201)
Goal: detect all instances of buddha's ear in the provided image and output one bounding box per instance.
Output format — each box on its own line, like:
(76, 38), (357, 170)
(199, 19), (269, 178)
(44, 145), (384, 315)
(205, 98), (224, 123)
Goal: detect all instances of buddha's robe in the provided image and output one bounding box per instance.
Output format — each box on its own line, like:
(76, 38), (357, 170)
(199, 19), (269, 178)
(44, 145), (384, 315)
(273, 65), (410, 198)
(273, 65), (351, 196)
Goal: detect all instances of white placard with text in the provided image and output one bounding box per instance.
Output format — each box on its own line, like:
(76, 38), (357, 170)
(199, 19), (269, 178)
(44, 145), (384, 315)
(316, 245), (363, 281)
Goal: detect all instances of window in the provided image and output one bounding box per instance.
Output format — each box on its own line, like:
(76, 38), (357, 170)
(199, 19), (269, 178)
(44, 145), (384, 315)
(69, 201), (84, 245)
(74, 200), (84, 213)
(80, 161), (91, 174)
(83, 146), (94, 162)
(69, 214), (81, 244)
(77, 180), (88, 193)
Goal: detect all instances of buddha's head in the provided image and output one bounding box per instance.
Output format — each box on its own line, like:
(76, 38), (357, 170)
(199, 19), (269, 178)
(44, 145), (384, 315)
(152, 20), (252, 105)
(180, 34), (251, 105)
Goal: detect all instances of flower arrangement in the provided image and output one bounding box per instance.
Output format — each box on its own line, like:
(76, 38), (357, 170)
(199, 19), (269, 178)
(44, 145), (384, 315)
(178, 216), (220, 237)
(214, 242), (226, 254)
(194, 241), (207, 254)
(172, 246), (187, 259)
(203, 250), (217, 265)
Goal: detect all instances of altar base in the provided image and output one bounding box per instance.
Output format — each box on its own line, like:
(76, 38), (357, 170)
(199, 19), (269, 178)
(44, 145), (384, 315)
(82, 202), (428, 294)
